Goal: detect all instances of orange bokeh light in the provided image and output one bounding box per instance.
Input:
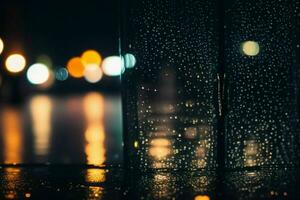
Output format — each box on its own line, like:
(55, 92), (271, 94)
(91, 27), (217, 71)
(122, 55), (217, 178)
(81, 50), (102, 66)
(194, 195), (210, 200)
(67, 57), (85, 78)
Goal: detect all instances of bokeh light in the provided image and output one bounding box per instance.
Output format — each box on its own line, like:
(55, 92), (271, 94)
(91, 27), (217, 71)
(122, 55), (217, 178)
(55, 67), (69, 81)
(241, 41), (260, 56)
(194, 195), (210, 200)
(39, 70), (55, 89)
(84, 64), (103, 83)
(5, 54), (26, 73)
(37, 55), (53, 68)
(102, 56), (124, 76)
(67, 57), (85, 78)
(124, 53), (136, 69)
(81, 50), (102, 66)
(0, 38), (4, 55)
(27, 63), (50, 85)
(149, 138), (172, 160)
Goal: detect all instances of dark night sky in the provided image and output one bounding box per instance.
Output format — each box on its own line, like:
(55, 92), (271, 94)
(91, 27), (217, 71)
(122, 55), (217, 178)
(0, 0), (121, 94)
(0, 0), (119, 67)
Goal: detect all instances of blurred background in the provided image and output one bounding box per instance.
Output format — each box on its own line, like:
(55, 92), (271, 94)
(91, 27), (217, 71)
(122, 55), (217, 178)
(0, 0), (124, 166)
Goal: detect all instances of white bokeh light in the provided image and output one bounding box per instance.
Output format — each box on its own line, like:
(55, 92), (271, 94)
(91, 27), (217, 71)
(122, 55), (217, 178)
(102, 56), (124, 76)
(84, 64), (103, 83)
(0, 38), (4, 55)
(27, 63), (50, 85)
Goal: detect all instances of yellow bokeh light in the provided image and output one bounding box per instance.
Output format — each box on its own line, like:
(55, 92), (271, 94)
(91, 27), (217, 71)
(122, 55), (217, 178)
(0, 38), (4, 54)
(150, 138), (171, 147)
(5, 54), (26, 73)
(149, 138), (172, 160)
(194, 195), (210, 200)
(67, 57), (85, 78)
(81, 50), (102, 66)
(25, 193), (31, 198)
(241, 41), (260, 56)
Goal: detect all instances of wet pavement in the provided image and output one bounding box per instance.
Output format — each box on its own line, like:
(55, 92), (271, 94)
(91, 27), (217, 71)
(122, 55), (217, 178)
(0, 165), (299, 199)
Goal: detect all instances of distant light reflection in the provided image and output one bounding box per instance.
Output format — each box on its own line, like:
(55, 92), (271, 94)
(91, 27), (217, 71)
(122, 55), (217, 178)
(151, 173), (174, 199)
(83, 92), (106, 166)
(2, 168), (21, 199)
(1, 108), (23, 164)
(244, 139), (260, 167)
(194, 195), (210, 200)
(85, 169), (106, 183)
(86, 186), (104, 199)
(149, 138), (172, 160)
(30, 95), (53, 157)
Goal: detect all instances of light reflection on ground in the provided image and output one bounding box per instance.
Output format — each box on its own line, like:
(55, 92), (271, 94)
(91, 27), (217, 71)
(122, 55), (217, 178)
(0, 92), (123, 166)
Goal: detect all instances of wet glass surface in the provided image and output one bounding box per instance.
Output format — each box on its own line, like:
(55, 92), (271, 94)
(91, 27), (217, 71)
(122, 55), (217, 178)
(122, 0), (220, 172)
(0, 0), (299, 199)
(224, 0), (300, 169)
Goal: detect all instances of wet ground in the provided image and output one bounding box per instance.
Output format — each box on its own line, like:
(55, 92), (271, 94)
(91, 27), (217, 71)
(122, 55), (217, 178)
(0, 165), (299, 199)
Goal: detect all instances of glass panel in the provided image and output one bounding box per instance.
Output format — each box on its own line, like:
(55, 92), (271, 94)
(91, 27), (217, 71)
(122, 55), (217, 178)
(224, 0), (300, 168)
(122, 0), (220, 171)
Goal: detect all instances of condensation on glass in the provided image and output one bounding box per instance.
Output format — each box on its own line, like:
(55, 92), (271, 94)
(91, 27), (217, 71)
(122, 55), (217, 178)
(224, 0), (300, 168)
(121, 0), (219, 171)
(125, 171), (216, 199)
